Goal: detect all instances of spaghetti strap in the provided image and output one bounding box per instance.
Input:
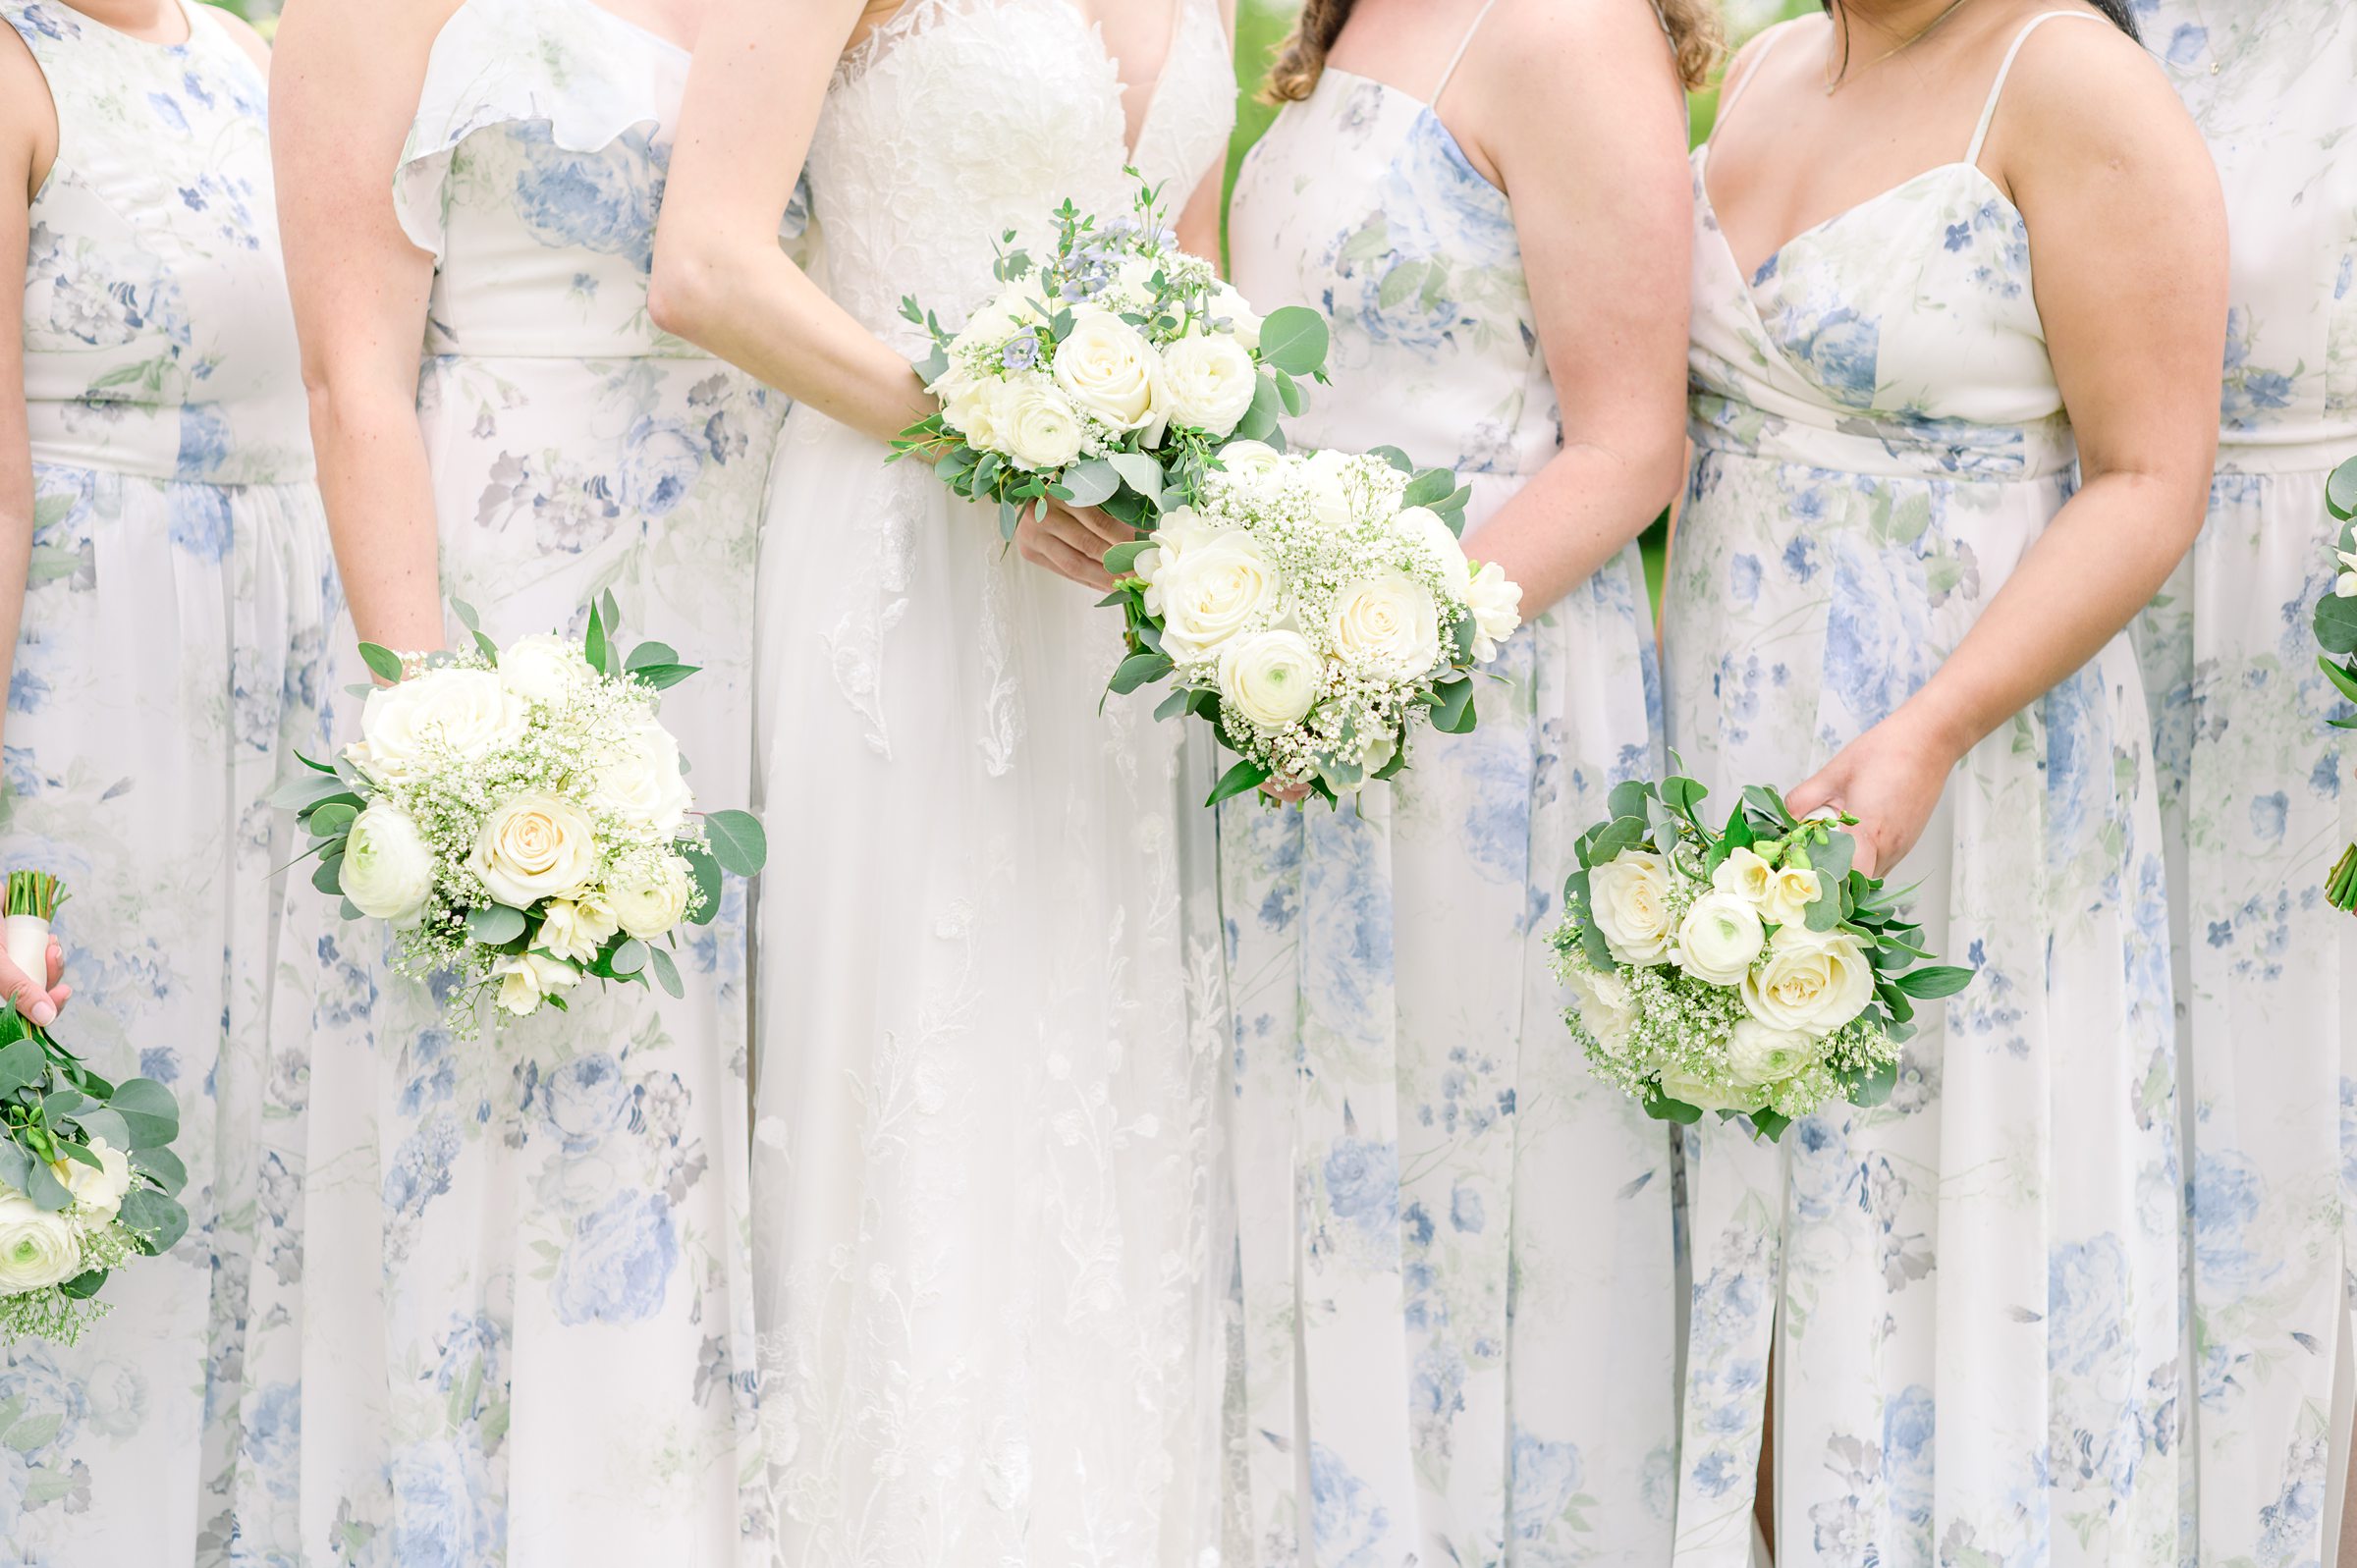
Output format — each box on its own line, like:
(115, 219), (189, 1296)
(1965, 10), (2108, 163)
(1431, 0), (1502, 104)
(1710, 21), (1797, 143)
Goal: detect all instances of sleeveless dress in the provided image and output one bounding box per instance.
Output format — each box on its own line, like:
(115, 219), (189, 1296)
(1219, 26), (1676, 1568)
(743, 1), (1234, 1559)
(273, 2), (795, 1561)
(2125, 7), (2357, 1559)
(1662, 17), (2183, 1565)
(0, 2), (335, 1561)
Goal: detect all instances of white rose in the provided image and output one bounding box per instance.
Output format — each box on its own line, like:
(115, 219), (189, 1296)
(53, 1138), (133, 1227)
(951, 281), (1050, 354)
(1328, 570), (1444, 680)
(589, 721), (695, 835)
(341, 803), (436, 923)
(1132, 506), (1236, 577)
(1743, 924), (1876, 1036)
(1158, 334), (1257, 439)
(1210, 283), (1263, 351)
(942, 374), (1016, 451)
(1563, 966), (1636, 1055)
(536, 896), (619, 965)
(1725, 1018), (1819, 1089)
(1674, 890), (1767, 986)
(1394, 507), (1469, 581)
(469, 794), (599, 909)
(1053, 307), (1163, 434)
(1589, 849), (1673, 966)
(493, 951), (581, 1017)
(1107, 255), (1161, 312)
(1299, 449), (1356, 535)
(355, 669), (528, 783)
(498, 632), (590, 707)
(1149, 532), (1284, 663)
(0, 1192), (81, 1292)
(1464, 561), (1523, 664)
(1760, 862), (1824, 928)
(999, 378), (1085, 471)
(1217, 628), (1321, 728)
(609, 853), (694, 940)
(1216, 439), (1283, 483)
(1657, 1062), (1768, 1114)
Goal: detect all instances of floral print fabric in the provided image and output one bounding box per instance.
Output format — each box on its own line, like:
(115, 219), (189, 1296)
(0, 1), (336, 1561)
(268, 1), (786, 1562)
(2127, 3), (2357, 1561)
(1221, 71), (1675, 1568)
(1662, 34), (2183, 1564)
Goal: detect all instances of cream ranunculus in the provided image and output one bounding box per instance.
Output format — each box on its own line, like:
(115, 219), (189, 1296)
(1674, 890), (1766, 986)
(53, 1138), (134, 1227)
(1656, 1062), (1767, 1114)
(1053, 306), (1163, 435)
(535, 896), (619, 965)
(1216, 439), (1284, 484)
(355, 669), (528, 782)
(1725, 1018), (1819, 1089)
(1328, 570), (1444, 680)
(498, 632), (591, 707)
(1210, 282), (1264, 351)
(1158, 334), (1257, 439)
(1218, 628), (1321, 728)
(1759, 861), (1824, 928)
(999, 378), (1085, 471)
(609, 853), (694, 940)
(1148, 531), (1284, 663)
(0, 1192), (82, 1292)
(1743, 924), (1876, 1036)
(1464, 561), (1522, 663)
(1589, 849), (1673, 966)
(341, 802), (436, 923)
(493, 951), (581, 1016)
(469, 794), (599, 909)
(589, 721), (694, 834)
(1563, 966), (1637, 1055)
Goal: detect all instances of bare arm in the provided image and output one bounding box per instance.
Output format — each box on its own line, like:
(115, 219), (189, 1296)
(649, 0), (928, 445)
(1448, 0), (1691, 615)
(1788, 22), (2226, 873)
(270, 0), (453, 653)
(1172, 0), (1238, 269)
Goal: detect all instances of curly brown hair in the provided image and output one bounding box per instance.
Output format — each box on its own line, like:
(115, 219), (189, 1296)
(1262, 0), (1724, 102)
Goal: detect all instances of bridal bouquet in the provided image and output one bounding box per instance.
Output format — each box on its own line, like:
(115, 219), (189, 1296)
(893, 178), (1330, 536)
(2312, 455), (2357, 911)
(0, 873), (189, 1343)
(1549, 773), (1972, 1141)
(1103, 443), (1523, 804)
(277, 596), (767, 1036)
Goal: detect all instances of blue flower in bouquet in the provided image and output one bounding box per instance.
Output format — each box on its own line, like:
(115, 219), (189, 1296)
(1002, 330), (1040, 372)
(550, 1190), (678, 1325)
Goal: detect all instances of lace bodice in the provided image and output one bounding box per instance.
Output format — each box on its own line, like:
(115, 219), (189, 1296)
(808, 0), (1234, 351)
(395, 0), (813, 360)
(6, 0), (311, 483)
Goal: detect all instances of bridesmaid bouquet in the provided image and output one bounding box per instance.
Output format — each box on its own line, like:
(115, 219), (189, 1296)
(1549, 773), (1972, 1141)
(892, 177), (1331, 535)
(1103, 443), (1523, 804)
(0, 873), (189, 1343)
(2311, 455), (2357, 911)
(277, 596), (767, 1036)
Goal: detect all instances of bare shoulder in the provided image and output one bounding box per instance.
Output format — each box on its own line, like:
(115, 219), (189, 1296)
(272, 0), (458, 76)
(200, 3), (273, 71)
(0, 23), (53, 204)
(1478, 0), (1689, 117)
(1717, 12), (1826, 93)
(1989, 7), (2205, 167)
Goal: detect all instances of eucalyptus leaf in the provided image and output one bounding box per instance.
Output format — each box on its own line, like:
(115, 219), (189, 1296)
(1366, 444), (1415, 473)
(0, 1143), (28, 1195)
(119, 1187), (188, 1256)
(1109, 652), (1175, 695)
(625, 641), (680, 672)
(131, 1144), (188, 1197)
(466, 905), (527, 946)
(1429, 676), (1476, 734)
(1107, 452), (1164, 497)
(0, 1038), (44, 1101)
(22, 1160), (68, 1213)
(1401, 468), (1455, 510)
(1235, 376), (1284, 443)
(1205, 756), (1272, 808)
(356, 643), (404, 684)
(310, 852), (345, 897)
(608, 940), (648, 979)
(648, 945), (685, 1000)
(1062, 458), (1120, 509)
(1844, 1059), (1899, 1108)
(306, 802), (358, 841)
(106, 1079), (181, 1150)
(1256, 305), (1330, 376)
(2316, 590), (2357, 657)
(682, 843), (724, 926)
(2330, 455), (2357, 520)
(1639, 1083), (1705, 1125)
(55, 1271), (106, 1303)
(703, 810), (769, 877)
(1152, 687), (1194, 724)
(1747, 1109), (1792, 1142)
(1102, 539), (1152, 578)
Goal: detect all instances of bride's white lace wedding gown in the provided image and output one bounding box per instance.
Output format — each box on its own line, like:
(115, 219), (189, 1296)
(746, 1), (1236, 1561)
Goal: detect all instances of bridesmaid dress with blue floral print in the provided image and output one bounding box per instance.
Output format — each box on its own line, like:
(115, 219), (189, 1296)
(269, 1), (796, 1562)
(1220, 14), (1676, 1563)
(1663, 16), (2183, 1567)
(0, 1), (336, 1560)
(2126, 1), (2357, 1558)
